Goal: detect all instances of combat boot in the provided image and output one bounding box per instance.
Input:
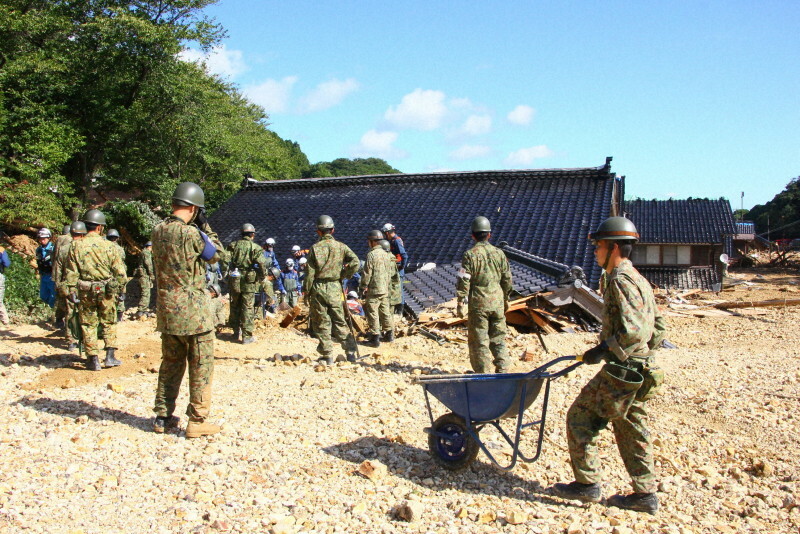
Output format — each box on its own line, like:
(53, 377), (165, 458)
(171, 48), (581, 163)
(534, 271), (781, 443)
(117, 311), (124, 322)
(318, 354), (334, 366)
(242, 336), (256, 344)
(86, 356), (101, 371)
(185, 421), (221, 438)
(346, 351), (357, 363)
(54, 318), (65, 330)
(368, 333), (381, 348)
(104, 348), (122, 367)
(153, 415), (180, 434)
(382, 330), (395, 342)
(606, 493), (658, 514)
(551, 481), (602, 503)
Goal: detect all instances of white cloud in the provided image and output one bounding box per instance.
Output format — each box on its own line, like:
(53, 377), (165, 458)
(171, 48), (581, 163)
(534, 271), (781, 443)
(450, 144), (492, 161)
(384, 89), (447, 131)
(351, 130), (407, 159)
(243, 76), (298, 114)
(460, 114), (492, 136)
(507, 105), (535, 126)
(504, 145), (554, 166)
(179, 45), (247, 78)
(299, 78), (360, 113)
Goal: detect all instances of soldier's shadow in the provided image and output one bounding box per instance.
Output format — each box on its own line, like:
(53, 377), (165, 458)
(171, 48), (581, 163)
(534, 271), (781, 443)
(0, 352), (84, 369)
(17, 396), (154, 432)
(323, 435), (572, 509)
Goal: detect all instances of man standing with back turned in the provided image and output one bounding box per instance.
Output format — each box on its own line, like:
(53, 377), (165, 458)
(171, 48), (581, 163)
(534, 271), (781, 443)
(551, 216), (666, 514)
(151, 182), (224, 438)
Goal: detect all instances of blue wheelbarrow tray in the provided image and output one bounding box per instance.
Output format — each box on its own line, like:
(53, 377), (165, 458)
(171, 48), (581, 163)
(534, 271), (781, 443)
(415, 355), (581, 471)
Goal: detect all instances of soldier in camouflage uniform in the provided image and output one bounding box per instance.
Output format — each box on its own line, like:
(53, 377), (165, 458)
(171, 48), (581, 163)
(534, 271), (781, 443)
(208, 282), (226, 332)
(455, 216), (513, 374)
(152, 182), (224, 438)
(54, 222), (86, 350)
(302, 215), (359, 364)
(135, 241), (154, 318)
(226, 223), (267, 344)
(64, 210), (127, 371)
(551, 216), (666, 514)
(52, 225), (72, 330)
(361, 230), (399, 347)
(380, 239), (402, 310)
(106, 229), (127, 322)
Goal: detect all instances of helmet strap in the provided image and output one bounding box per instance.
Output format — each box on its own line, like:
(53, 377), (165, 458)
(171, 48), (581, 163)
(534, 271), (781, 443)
(602, 241), (616, 272)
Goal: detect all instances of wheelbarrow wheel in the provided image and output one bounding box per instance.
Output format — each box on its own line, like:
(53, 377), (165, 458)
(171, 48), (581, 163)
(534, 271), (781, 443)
(428, 413), (479, 471)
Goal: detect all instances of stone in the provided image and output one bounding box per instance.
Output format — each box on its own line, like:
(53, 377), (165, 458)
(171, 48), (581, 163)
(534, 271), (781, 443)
(395, 500), (424, 522)
(357, 460), (388, 481)
(351, 502), (367, 515)
(506, 510), (528, 525)
(477, 511), (496, 524)
(107, 383), (123, 393)
(211, 519), (231, 531)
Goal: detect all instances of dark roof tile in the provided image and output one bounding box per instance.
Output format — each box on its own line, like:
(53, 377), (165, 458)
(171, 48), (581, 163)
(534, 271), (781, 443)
(625, 199), (737, 244)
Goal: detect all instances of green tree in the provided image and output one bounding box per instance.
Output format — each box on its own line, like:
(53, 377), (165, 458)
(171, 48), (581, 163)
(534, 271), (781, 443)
(747, 177), (800, 238)
(303, 157), (401, 178)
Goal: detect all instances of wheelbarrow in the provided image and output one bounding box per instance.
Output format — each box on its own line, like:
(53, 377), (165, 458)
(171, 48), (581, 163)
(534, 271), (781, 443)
(415, 356), (581, 471)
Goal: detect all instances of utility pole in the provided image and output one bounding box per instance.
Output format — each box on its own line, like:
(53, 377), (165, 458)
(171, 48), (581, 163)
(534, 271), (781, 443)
(740, 191), (744, 222)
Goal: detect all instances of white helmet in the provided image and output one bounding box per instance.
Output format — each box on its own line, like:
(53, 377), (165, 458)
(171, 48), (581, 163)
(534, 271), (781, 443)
(347, 291), (359, 299)
(37, 228), (52, 238)
(298, 257), (307, 265)
(285, 258), (295, 267)
(381, 223), (395, 233)
(265, 238), (275, 246)
(291, 245), (301, 252)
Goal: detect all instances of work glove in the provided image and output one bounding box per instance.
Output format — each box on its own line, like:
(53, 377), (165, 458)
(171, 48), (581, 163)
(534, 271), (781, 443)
(193, 207), (209, 230)
(69, 292), (80, 304)
(118, 293), (126, 303)
(456, 300), (467, 318)
(580, 341), (608, 365)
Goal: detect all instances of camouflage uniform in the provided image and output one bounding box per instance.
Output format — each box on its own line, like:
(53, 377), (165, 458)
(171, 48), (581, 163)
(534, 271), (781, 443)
(152, 216), (223, 423)
(135, 247), (154, 311)
(210, 296), (226, 328)
(567, 259), (666, 494)
(112, 242), (127, 318)
(302, 234), (359, 358)
(361, 244), (398, 336)
(226, 236), (266, 339)
(64, 234), (127, 359)
(52, 233), (73, 327)
(456, 241), (513, 373)
(52, 234), (76, 344)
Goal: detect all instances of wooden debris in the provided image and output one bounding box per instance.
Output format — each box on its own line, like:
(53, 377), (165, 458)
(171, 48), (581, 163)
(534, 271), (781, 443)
(713, 298), (800, 310)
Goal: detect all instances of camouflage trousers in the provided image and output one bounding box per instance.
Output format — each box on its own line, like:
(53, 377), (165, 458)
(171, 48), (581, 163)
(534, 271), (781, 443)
(229, 290), (255, 338)
(0, 273), (8, 325)
(138, 277), (152, 310)
(77, 291), (117, 356)
(566, 365), (656, 493)
(210, 298), (226, 328)
(55, 296), (77, 343)
(280, 290), (300, 309)
(308, 281), (356, 356)
(153, 331), (214, 423)
(467, 305), (509, 373)
(55, 294), (67, 322)
(364, 293), (392, 335)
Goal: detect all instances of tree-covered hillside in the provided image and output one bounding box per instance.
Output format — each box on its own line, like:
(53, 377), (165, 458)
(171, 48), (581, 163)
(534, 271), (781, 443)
(745, 177), (800, 238)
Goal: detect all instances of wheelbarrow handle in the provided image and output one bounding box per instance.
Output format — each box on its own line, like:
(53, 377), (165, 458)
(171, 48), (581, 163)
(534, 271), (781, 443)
(525, 355), (582, 379)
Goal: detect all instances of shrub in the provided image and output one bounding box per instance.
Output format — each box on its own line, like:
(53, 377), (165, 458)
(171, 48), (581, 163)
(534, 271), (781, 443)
(4, 251), (51, 322)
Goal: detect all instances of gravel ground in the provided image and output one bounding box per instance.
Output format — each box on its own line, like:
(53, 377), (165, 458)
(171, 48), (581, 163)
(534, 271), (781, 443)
(0, 270), (799, 533)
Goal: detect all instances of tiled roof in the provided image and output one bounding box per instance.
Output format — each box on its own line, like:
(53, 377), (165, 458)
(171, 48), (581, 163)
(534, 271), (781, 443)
(209, 160), (621, 293)
(625, 199), (737, 244)
(637, 266), (721, 291)
(403, 261), (558, 317)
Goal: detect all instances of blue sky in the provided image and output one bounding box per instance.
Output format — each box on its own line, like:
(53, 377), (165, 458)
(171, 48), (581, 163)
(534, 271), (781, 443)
(183, 1), (800, 209)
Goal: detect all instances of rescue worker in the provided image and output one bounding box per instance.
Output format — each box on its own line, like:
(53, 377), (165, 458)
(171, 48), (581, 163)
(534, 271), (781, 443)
(297, 256), (308, 287)
(551, 216), (666, 514)
(302, 215), (359, 364)
(226, 223), (267, 344)
(35, 228), (56, 309)
(381, 223), (408, 314)
(0, 244), (9, 326)
(262, 238), (280, 270)
(361, 229), (398, 346)
(380, 239), (402, 312)
(135, 241), (155, 318)
(260, 267), (281, 314)
(280, 258), (302, 308)
(291, 244), (307, 263)
(152, 182), (225, 438)
(455, 216), (512, 374)
(53, 222), (87, 350)
(52, 225), (72, 329)
(106, 229), (127, 322)
(63, 210), (127, 371)
(346, 291), (364, 316)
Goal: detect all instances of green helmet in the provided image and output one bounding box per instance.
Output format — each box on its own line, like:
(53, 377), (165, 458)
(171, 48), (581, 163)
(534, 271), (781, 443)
(242, 223), (255, 234)
(83, 209), (107, 225)
(316, 215), (334, 230)
(70, 221), (87, 235)
(471, 216), (491, 233)
(62, 225), (71, 235)
(379, 239), (391, 252)
(107, 228), (120, 239)
(367, 229), (384, 241)
(144, 241), (152, 247)
(589, 216), (639, 243)
(172, 181), (205, 208)
(269, 267), (281, 279)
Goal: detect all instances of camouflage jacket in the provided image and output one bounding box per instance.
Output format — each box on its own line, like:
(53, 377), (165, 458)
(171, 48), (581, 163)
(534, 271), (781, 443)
(64, 233), (127, 293)
(302, 234), (359, 294)
(136, 248), (154, 279)
(456, 241), (512, 309)
(362, 245), (396, 297)
(599, 259), (666, 362)
(113, 242), (126, 273)
(226, 236), (267, 292)
(52, 234), (73, 287)
(151, 215), (223, 335)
